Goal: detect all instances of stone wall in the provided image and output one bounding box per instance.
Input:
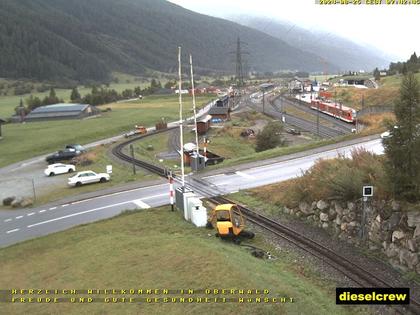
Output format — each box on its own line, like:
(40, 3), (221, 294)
(283, 199), (420, 273)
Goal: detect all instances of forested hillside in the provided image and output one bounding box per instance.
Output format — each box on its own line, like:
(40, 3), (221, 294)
(0, 0), (337, 83)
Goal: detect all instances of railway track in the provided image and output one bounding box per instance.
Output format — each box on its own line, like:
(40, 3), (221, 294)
(112, 124), (419, 313)
(275, 96), (355, 134)
(247, 97), (342, 138)
(208, 195), (420, 314)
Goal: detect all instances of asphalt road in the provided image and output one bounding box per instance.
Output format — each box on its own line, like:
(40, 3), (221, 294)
(0, 137), (384, 248)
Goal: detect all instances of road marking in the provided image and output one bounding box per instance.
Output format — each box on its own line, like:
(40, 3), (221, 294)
(49, 207), (57, 210)
(27, 194), (168, 229)
(6, 228), (19, 234)
(132, 199), (151, 209)
(141, 193), (167, 201)
(201, 173), (225, 179)
(39, 210), (46, 213)
(15, 216), (23, 219)
(4, 219), (12, 222)
(27, 212), (35, 216)
(61, 204), (69, 208)
(235, 171), (255, 179)
(69, 184), (168, 206)
(27, 200), (134, 228)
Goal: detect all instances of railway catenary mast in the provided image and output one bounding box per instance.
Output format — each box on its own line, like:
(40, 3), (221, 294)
(189, 54), (200, 156)
(178, 47), (185, 187)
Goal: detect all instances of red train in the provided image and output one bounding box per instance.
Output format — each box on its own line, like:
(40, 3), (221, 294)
(310, 99), (356, 123)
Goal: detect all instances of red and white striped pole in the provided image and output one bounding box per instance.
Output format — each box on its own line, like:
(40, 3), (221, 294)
(169, 172), (174, 211)
(203, 137), (207, 159)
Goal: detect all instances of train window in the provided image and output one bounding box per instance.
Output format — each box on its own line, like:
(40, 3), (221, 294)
(216, 210), (230, 221)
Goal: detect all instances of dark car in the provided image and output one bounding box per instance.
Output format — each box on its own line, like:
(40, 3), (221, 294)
(286, 128), (301, 135)
(65, 144), (86, 153)
(46, 149), (79, 164)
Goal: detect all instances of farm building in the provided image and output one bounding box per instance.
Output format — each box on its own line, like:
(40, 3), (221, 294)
(0, 118), (5, 139)
(196, 115), (211, 135)
(208, 106), (230, 120)
(23, 103), (99, 122)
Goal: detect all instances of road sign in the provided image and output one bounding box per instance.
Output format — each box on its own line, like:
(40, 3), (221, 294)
(363, 186), (373, 197)
(106, 165), (113, 174)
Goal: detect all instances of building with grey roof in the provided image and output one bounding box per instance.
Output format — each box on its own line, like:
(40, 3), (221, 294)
(22, 103), (99, 122)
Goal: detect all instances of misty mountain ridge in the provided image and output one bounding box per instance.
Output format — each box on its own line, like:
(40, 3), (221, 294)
(228, 15), (391, 72)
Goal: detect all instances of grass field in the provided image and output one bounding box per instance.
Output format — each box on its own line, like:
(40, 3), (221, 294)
(0, 94), (214, 167)
(0, 207), (369, 315)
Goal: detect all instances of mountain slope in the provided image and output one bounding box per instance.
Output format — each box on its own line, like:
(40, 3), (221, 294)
(0, 0), (337, 82)
(230, 16), (391, 72)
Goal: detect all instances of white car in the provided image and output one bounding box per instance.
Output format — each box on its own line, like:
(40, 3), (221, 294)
(44, 163), (76, 176)
(380, 131), (391, 139)
(68, 171), (110, 187)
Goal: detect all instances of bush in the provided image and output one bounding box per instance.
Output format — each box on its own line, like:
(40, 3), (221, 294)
(280, 148), (390, 206)
(255, 121), (284, 152)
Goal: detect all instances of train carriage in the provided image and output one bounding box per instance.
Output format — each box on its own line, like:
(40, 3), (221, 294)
(310, 100), (356, 123)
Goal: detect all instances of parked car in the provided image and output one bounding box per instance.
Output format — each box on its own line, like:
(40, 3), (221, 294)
(68, 171), (110, 187)
(44, 163), (76, 176)
(286, 128), (301, 135)
(46, 149), (79, 164)
(65, 144), (86, 153)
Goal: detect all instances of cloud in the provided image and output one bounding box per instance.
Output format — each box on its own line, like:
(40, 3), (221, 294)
(169, 0), (419, 60)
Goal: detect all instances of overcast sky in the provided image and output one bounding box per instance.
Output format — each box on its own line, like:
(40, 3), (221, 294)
(169, 0), (419, 60)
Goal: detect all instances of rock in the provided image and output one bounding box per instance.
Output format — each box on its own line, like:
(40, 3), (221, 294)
(340, 223), (348, 231)
(392, 230), (405, 243)
(407, 212), (420, 228)
(375, 214), (381, 223)
(385, 212), (402, 231)
(333, 202), (344, 215)
(20, 197), (33, 208)
(328, 208), (337, 220)
(391, 200), (400, 211)
(407, 239), (417, 252)
(382, 241), (388, 251)
(348, 212), (357, 221)
(399, 249), (419, 269)
(414, 225), (420, 239)
(385, 243), (399, 258)
(334, 216), (342, 226)
(322, 222), (329, 229)
(320, 212), (329, 222)
(369, 244), (379, 251)
(11, 197), (23, 208)
(3, 196), (16, 206)
(295, 212), (302, 218)
(316, 200), (328, 211)
(299, 202), (314, 215)
(283, 207), (290, 214)
(347, 202), (356, 212)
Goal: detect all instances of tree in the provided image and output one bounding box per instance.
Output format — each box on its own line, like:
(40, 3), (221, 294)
(255, 122), (285, 152)
(70, 87), (81, 102)
(383, 72), (420, 201)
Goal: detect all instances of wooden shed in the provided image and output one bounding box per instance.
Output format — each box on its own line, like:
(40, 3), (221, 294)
(196, 115), (211, 135)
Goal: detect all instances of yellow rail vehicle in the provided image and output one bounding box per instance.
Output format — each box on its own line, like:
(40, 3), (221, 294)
(208, 204), (255, 242)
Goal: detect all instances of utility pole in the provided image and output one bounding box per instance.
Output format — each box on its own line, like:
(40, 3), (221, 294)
(317, 101), (320, 138)
(262, 89), (265, 114)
